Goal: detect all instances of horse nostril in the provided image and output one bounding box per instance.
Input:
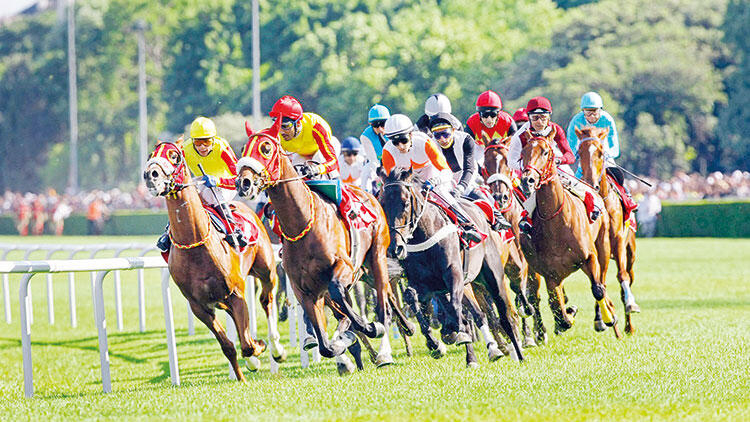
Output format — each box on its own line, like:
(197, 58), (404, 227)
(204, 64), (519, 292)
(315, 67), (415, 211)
(242, 178), (251, 190)
(151, 170), (159, 178)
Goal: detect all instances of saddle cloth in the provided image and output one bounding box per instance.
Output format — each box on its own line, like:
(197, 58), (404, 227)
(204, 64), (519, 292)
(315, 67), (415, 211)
(470, 186), (515, 245)
(205, 204), (260, 252)
(606, 173), (639, 223)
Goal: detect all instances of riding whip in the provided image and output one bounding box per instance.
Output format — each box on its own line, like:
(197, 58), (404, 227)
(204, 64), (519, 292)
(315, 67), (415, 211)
(613, 164), (653, 187)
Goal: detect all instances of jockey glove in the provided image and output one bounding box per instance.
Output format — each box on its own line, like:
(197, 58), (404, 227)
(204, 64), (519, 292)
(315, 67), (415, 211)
(299, 163), (321, 179)
(201, 175), (218, 188)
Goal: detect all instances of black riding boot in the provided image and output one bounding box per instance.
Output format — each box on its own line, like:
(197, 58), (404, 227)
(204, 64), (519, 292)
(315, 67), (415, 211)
(491, 209), (512, 231)
(156, 224), (171, 252)
(450, 204), (483, 243)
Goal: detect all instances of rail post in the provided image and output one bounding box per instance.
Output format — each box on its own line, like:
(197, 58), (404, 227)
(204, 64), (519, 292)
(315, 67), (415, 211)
(160, 268), (180, 386)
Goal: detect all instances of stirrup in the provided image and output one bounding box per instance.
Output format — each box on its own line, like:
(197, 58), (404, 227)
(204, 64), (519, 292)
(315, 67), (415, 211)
(491, 213), (512, 231)
(590, 210), (600, 221)
(519, 220), (533, 235)
(156, 232), (170, 252)
(461, 227), (483, 244)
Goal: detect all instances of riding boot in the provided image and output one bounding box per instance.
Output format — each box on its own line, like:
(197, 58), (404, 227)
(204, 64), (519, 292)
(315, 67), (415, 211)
(450, 203), (483, 244)
(491, 209), (512, 231)
(518, 211), (533, 236)
(157, 224), (171, 252)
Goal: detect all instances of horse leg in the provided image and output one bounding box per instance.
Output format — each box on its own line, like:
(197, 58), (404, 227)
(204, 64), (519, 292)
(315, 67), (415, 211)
(367, 243), (396, 365)
(582, 254), (621, 339)
(624, 235), (638, 334)
(226, 292), (266, 373)
(189, 302), (246, 382)
(440, 265), (469, 345)
(404, 286), (445, 358)
(507, 243), (533, 318)
(463, 284), (504, 362)
(547, 280), (573, 334)
(479, 259), (524, 362)
(275, 262), (288, 322)
(251, 258), (286, 362)
(478, 287), (511, 354)
(299, 295), (355, 360)
(527, 271), (547, 345)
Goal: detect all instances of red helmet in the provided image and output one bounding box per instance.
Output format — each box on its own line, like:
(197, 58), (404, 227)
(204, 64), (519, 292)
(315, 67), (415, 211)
(476, 90), (502, 110)
(512, 107), (528, 122)
(270, 95), (303, 120)
(526, 96), (552, 114)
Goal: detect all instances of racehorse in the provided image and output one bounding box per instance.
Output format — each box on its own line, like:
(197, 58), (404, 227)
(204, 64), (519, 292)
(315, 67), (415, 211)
(380, 168), (524, 365)
(519, 136), (621, 338)
(576, 127), (640, 334)
(483, 138), (548, 346)
(143, 139), (285, 382)
(234, 119), (408, 374)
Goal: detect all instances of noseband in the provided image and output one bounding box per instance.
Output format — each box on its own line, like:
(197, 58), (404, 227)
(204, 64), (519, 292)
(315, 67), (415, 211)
(382, 181), (432, 243)
(522, 138), (556, 186)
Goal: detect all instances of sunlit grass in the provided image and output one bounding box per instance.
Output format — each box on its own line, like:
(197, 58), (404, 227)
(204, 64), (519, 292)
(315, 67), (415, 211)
(0, 237), (748, 420)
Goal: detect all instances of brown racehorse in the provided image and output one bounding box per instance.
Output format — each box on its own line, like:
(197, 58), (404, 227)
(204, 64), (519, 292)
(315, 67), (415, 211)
(234, 119), (405, 374)
(576, 127), (640, 334)
(483, 138), (548, 346)
(519, 136), (621, 338)
(143, 139), (285, 382)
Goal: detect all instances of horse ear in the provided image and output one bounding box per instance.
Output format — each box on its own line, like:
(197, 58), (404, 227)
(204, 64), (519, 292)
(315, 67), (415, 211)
(175, 135), (184, 148)
(267, 116), (282, 139)
(574, 127), (583, 138)
(245, 121), (254, 138)
(600, 127), (610, 139)
(403, 168), (413, 181)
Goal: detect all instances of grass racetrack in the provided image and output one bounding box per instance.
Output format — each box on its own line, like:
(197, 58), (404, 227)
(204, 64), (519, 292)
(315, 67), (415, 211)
(1, 236), (748, 420)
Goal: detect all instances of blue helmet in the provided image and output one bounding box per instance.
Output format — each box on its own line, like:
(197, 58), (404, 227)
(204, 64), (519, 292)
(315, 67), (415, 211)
(341, 136), (362, 152)
(368, 104), (391, 123)
(581, 92), (604, 109)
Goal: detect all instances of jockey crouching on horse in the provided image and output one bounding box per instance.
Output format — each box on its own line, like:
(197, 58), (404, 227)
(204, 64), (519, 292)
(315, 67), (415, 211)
(428, 111), (512, 232)
(416, 93), (455, 134)
(567, 92), (637, 205)
(270, 95), (340, 179)
(340, 136), (377, 193)
(465, 90), (517, 146)
(381, 114), (483, 244)
(157, 116), (246, 252)
(509, 96), (603, 234)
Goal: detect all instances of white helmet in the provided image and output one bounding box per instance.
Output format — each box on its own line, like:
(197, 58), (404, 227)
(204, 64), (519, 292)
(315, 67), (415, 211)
(424, 93), (452, 117)
(384, 114), (415, 138)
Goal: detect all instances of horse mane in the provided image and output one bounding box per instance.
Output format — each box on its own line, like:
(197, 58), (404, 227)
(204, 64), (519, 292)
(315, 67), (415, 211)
(385, 167), (414, 184)
(576, 126), (608, 145)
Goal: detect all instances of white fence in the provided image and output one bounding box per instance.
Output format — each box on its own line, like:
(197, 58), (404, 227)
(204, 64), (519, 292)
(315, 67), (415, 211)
(1, 242), (319, 397)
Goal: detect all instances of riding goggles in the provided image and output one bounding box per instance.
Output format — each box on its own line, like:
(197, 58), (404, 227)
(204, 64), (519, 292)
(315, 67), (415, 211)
(431, 128), (452, 140)
(343, 150), (359, 156)
(529, 114), (550, 121)
(370, 119), (387, 128)
(390, 134), (410, 145)
(273, 116), (299, 130)
(479, 109), (499, 118)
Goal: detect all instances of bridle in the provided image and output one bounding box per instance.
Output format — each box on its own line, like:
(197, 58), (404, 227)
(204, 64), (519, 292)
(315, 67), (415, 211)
(522, 137), (557, 187)
(578, 136), (605, 185)
(483, 141), (515, 211)
(382, 180), (433, 243)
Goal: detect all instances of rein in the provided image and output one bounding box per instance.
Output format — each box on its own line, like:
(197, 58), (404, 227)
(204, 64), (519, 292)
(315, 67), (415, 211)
(523, 138), (557, 187)
(279, 184), (317, 242)
(383, 181), (433, 242)
(168, 217), (212, 249)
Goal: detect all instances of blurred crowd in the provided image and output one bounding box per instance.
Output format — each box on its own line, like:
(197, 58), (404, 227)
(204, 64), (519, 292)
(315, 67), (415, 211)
(1, 185), (164, 236)
(2, 170), (749, 236)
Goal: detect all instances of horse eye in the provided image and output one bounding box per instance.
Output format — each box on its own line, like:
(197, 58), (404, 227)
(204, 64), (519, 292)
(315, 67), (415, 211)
(259, 141), (273, 156)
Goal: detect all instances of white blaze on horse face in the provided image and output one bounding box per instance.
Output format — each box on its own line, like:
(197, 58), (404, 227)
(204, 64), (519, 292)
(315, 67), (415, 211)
(589, 144), (598, 157)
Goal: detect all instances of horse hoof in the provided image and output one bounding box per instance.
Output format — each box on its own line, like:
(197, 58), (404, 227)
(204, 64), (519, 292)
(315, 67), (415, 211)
(605, 314), (618, 328)
(536, 332), (548, 345)
(430, 342), (447, 359)
(523, 336), (537, 348)
(403, 321), (417, 336)
(245, 356), (261, 372)
(272, 346), (287, 363)
(467, 361), (479, 369)
(594, 319), (607, 332)
(566, 305), (578, 318)
(302, 336), (318, 351)
(455, 332), (472, 345)
(441, 331), (457, 345)
(626, 302), (641, 314)
(336, 356), (356, 376)
(253, 340), (267, 356)
(375, 353), (394, 367)
(372, 322), (386, 339)
(488, 346), (503, 362)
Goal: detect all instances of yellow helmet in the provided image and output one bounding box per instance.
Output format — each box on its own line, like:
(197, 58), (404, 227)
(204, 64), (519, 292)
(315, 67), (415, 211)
(190, 116), (217, 139)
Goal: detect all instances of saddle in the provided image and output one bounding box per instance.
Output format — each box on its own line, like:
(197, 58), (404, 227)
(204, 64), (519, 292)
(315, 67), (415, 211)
(424, 191), (487, 249)
(606, 172), (639, 224)
(469, 186), (515, 244)
(205, 203), (260, 252)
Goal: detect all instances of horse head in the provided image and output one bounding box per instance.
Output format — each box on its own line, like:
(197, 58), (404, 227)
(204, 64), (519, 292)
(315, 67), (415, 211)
(576, 126), (609, 190)
(235, 118), (285, 200)
(520, 136), (556, 197)
(483, 137), (514, 209)
(143, 137), (190, 197)
(379, 168), (420, 260)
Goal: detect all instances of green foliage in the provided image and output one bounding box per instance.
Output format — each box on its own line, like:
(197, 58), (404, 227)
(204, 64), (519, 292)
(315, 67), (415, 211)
(500, 0), (730, 176)
(655, 199), (750, 237)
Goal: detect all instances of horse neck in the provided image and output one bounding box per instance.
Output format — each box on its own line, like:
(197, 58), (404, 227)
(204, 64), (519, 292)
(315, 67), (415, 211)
(535, 175), (566, 219)
(165, 186), (211, 245)
(599, 166), (610, 197)
(266, 155), (316, 236)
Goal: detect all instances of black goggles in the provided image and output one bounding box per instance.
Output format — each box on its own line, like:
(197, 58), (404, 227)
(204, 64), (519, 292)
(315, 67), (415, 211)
(370, 120), (387, 128)
(432, 129), (452, 140)
(390, 134), (410, 145)
(273, 117), (298, 129)
(343, 150), (359, 156)
(479, 109), (499, 118)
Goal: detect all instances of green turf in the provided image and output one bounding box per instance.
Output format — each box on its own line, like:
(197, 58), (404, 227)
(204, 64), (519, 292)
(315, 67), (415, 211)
(1, 237), (748, 420)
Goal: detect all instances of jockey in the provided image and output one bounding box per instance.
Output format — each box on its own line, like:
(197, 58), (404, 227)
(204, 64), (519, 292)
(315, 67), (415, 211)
(566, 92), (620, 177)
(339, 136), (376, 193)
(157, 116), (246, 252)
(270, 95), (340, 179)
(512, 107), (529, 128)
(429, 112), (511, 231)
(508, 97), (600, 233)
(465, 90), (517, 146)
(381, 113), (483, 243)
(416, 93), (455, 134)
(360, 104), (390, 167)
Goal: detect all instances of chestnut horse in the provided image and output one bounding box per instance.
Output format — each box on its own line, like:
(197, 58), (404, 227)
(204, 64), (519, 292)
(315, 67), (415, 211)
(234, 119), (401, 373)
(519, 136), (621, 338)
(143, 139), (284, 382)
(576, 127), (640, 334)
(483, 139), (549, 346)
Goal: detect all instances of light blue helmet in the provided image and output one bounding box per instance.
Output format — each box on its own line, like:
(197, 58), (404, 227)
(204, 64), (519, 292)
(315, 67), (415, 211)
(368, 104), (391, 123)
(581, 92), (604, 109)
(341, 136), (362, 152)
